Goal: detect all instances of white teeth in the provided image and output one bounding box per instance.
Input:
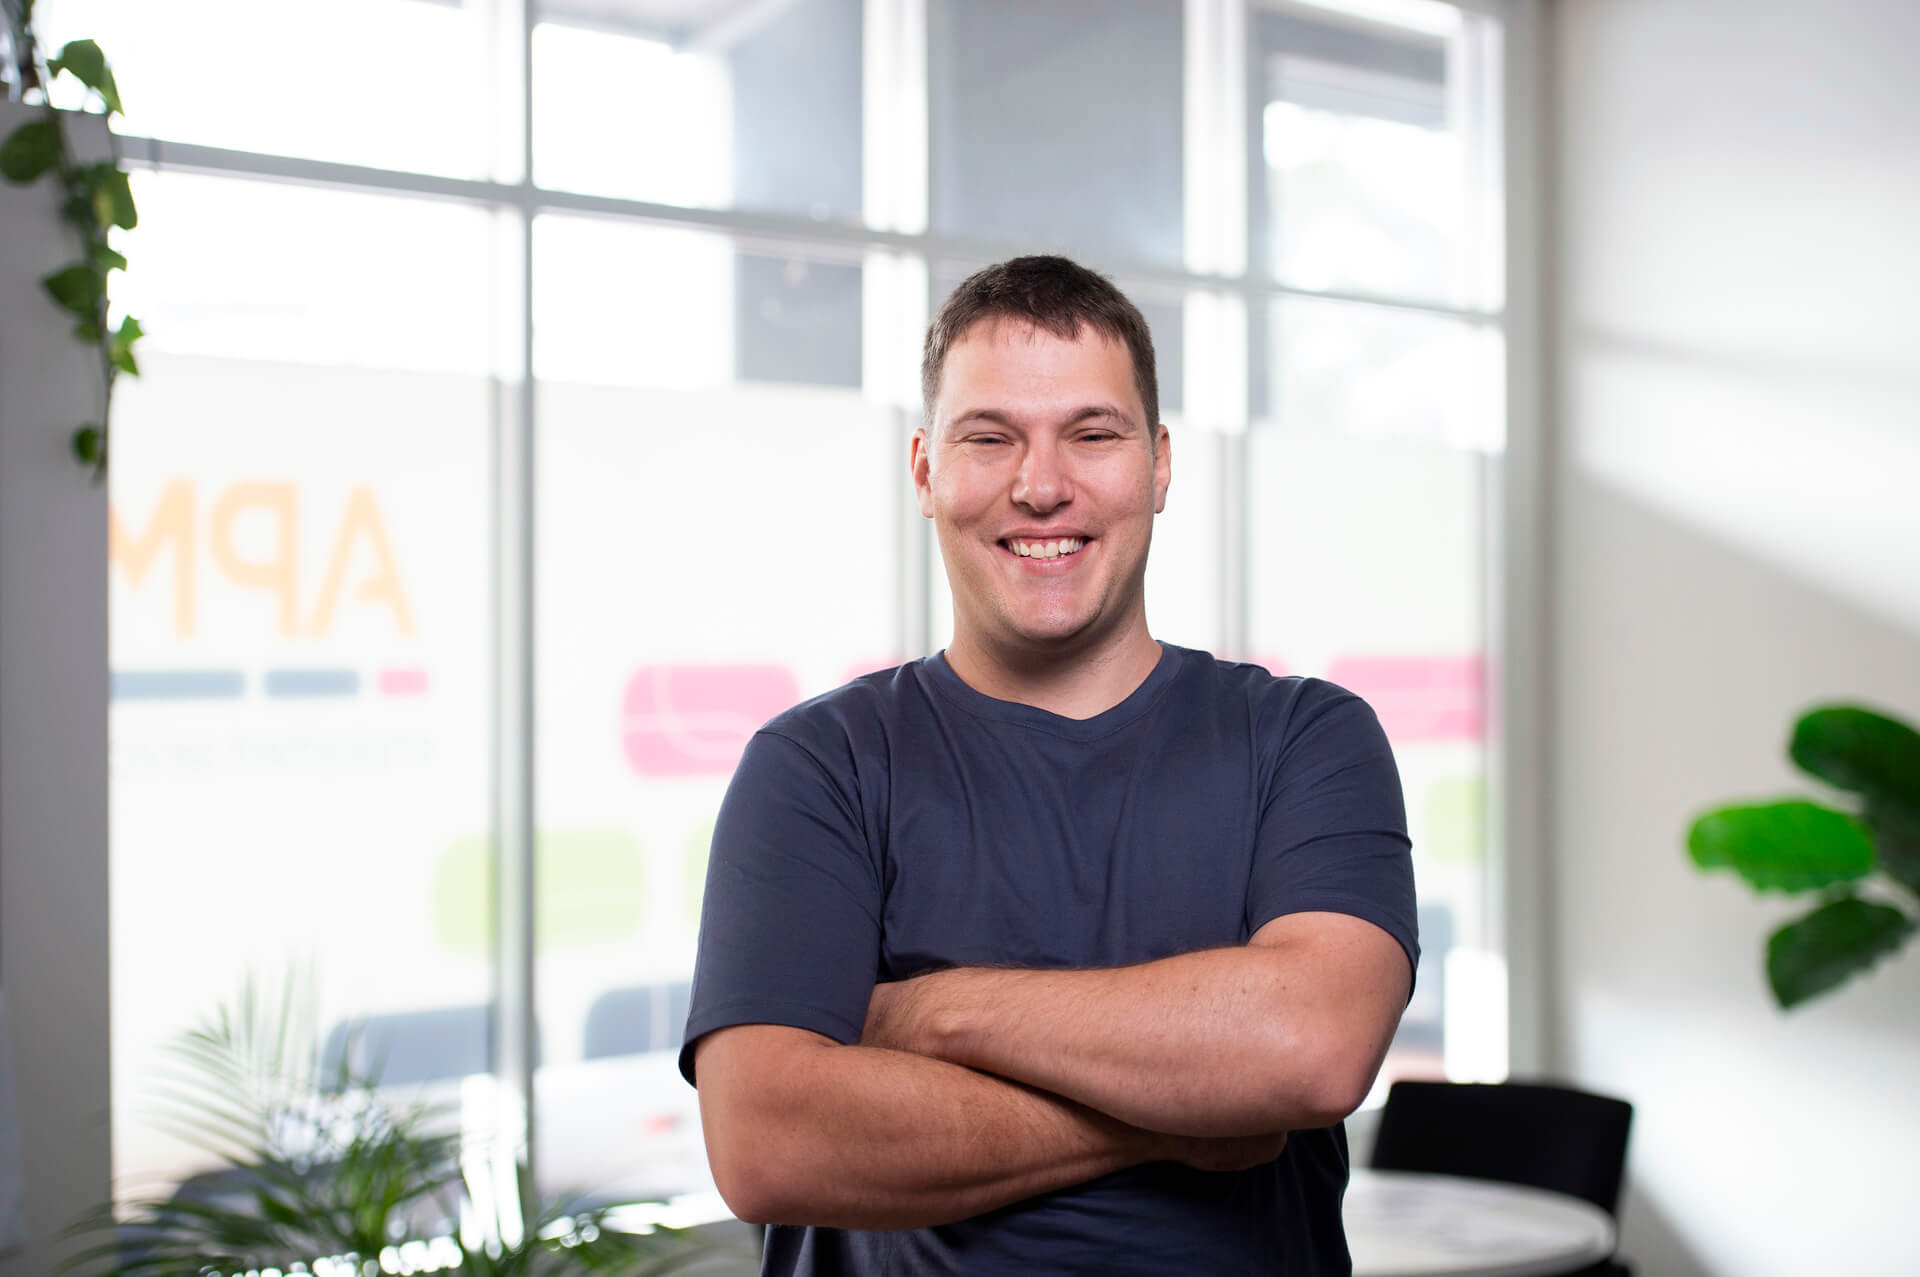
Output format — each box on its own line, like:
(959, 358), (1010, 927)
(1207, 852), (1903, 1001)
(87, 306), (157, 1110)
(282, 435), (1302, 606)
(1009, 537), (1084, 558)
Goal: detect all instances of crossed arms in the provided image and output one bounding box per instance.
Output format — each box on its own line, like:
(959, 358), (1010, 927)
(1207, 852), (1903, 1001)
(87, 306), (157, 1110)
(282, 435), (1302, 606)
(692, 909), (1411, 1230)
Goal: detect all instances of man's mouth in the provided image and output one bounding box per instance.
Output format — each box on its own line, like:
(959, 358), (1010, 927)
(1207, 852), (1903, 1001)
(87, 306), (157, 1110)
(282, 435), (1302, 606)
(1001, 537), (1087, 560)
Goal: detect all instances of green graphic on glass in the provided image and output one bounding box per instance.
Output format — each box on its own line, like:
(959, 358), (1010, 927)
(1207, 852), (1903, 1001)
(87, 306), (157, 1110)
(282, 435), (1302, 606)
(434, 829), (648, 956)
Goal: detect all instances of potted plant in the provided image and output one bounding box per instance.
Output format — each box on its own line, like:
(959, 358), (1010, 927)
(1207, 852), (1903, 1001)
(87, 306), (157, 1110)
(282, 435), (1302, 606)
(64, 976), (736, 1275)
(1687, 704), (1920, 1007)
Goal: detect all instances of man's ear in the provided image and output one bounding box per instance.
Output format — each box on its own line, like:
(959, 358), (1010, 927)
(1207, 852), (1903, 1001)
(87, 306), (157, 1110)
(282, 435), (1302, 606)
(910, 427), (936, 518)
(1152, 423), (1172, 514)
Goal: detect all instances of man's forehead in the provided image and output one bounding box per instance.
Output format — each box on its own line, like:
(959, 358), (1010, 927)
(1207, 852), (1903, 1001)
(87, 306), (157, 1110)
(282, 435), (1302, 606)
(934, 319), (1142, 431)
(950, 314), (1105, 353)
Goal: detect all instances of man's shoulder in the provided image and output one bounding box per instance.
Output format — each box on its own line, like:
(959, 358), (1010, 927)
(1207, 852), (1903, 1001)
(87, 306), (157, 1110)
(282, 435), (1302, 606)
(1162, 645), (1358, 719)
(755, 659), (935, 756)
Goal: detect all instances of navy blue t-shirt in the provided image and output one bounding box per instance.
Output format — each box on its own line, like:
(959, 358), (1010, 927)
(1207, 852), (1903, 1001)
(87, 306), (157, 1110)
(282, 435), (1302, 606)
(681, 644), (1417, 1276)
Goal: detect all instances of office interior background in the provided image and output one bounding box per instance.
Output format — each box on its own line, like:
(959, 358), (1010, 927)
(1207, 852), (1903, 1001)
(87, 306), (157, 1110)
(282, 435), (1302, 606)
(0, 1), (1916, 1275)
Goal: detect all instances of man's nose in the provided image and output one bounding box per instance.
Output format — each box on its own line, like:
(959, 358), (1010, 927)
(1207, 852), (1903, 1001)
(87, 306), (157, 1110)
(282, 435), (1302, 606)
(1011, 440), (1071, 512)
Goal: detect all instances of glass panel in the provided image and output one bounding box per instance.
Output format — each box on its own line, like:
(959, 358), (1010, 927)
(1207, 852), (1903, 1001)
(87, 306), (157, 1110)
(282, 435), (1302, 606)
(533, 0), (864, 223)
(927, 0), (1185, 268)
(1249, 294), (1505, 1088)
(41, 0), (507, 178)
(1269, 296), (1504, 451)
(1143, 421), (1222, 653)
(1254, 0), (1502, 308)
(533, 219), (901, 1204)
(108, 173), (497, 1193)
(116, 173), (505, 375)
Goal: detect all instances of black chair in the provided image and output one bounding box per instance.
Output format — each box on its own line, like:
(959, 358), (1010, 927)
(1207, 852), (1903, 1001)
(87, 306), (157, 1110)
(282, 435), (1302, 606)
(1370, 1079), (1634, 1277)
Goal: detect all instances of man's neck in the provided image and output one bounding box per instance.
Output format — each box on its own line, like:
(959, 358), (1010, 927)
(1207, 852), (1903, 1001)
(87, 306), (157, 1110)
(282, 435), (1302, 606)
(942, 626), (1165, 720)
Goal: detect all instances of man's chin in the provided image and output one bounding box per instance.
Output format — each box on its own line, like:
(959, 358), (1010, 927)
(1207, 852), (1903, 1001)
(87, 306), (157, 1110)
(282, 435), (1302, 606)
(995, 613), (1105, 656)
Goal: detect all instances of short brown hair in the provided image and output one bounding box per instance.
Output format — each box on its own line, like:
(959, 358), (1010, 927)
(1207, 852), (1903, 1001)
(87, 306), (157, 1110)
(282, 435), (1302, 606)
(921, 256), (1159, 433)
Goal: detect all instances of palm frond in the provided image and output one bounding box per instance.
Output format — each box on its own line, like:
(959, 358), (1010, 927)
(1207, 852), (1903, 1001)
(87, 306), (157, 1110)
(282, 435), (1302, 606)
(68, 975), (730, 1275)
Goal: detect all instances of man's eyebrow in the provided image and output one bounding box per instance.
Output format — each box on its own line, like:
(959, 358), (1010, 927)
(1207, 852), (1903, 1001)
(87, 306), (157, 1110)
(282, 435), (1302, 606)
(946, 405), (1138, 431)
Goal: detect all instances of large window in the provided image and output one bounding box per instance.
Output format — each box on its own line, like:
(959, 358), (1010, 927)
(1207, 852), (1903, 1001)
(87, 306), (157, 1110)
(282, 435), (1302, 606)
(63, 0), (1514, 1215)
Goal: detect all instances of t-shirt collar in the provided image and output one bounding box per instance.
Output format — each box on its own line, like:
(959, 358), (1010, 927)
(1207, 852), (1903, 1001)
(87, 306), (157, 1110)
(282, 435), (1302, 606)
(923, 642), (1185, 740)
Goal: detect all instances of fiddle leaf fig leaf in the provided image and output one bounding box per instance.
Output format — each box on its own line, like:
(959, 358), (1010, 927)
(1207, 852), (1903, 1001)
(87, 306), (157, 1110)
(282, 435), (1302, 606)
(1688, 800), (1876, 893)
(49, 39), (123, 116)
(0, 116), (61, 182)
(1866, 800), (1920, 897)
(1789, 705), (1920, 817)
(1766, 896), (1916, 1009)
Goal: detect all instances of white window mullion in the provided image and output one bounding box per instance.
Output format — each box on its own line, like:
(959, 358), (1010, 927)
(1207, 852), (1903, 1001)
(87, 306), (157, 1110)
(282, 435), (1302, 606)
(1183, 0), (1251, 655)
(863, 0), (934, 656)
(482, 0), (539, 1209)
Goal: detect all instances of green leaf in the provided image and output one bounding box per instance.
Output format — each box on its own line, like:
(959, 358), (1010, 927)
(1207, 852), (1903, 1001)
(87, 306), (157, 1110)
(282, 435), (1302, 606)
(0, 116), (61, 182)
(92, 243), (128, 272)
(1866, 800), (1920, 897)
(59, 190), (93, 228)
(41, 262), (102, 317)
(1766, 895), (1916, 1008)
(71, 425), (103, 467)
(1687, 800), (1877, 892)
(110, 315), (143, 375)
(97, 166), (136, 229)
(1790, 705), (1920, 812)
(49, 39), (124, 115)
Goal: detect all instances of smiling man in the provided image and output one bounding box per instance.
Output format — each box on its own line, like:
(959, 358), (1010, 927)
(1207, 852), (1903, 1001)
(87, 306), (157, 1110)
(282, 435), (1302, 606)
(681, 256), (1418, 1276)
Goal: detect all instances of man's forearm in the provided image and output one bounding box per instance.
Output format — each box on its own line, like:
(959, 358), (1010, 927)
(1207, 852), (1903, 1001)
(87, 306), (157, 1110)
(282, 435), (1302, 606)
(695, 1024), (1248, 1230)
(862, 913), (1410, 1138)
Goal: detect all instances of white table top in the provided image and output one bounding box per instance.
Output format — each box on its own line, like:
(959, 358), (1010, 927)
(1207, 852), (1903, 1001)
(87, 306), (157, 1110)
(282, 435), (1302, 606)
(1345, 1169), (1617, 1277)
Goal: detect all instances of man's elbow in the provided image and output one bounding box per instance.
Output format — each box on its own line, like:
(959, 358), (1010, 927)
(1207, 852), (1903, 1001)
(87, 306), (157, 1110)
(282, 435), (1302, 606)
(1262, 1029), (1389, 1130)
(707, 1142), (786, 1227)
(694, 1029), (828, 1226)
(703, 1105), (810, 1226)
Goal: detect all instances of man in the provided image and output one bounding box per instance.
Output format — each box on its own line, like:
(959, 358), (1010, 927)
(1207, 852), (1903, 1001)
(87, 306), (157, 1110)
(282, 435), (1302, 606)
(679, 256), (1417, 1275)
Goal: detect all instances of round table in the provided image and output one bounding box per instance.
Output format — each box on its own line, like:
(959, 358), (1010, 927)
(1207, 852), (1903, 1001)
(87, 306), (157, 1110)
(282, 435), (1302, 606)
(1344, 1169), (1617, 1277)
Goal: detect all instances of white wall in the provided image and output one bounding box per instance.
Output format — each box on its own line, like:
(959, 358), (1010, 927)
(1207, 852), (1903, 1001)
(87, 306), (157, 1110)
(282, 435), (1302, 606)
(0, 102), (112, 1276)
(1549, 2), (1920, 1274)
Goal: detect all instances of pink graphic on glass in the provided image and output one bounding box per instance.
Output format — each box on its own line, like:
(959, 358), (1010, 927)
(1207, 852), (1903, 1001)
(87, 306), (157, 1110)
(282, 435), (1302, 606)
(1324, 654), (1484, 743)
(378, 668), (430, 697)
(621, 663), (801, 777)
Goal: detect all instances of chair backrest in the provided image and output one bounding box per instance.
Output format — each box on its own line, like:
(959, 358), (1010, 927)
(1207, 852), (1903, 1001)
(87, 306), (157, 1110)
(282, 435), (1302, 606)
(581, 981), (693, 1060)
(321, 1003), (495, 1088)
(1370, 1079), (1634, 1217)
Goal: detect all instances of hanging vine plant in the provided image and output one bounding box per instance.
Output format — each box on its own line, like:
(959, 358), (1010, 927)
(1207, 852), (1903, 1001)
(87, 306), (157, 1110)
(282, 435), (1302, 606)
(2, 0), (141, 480)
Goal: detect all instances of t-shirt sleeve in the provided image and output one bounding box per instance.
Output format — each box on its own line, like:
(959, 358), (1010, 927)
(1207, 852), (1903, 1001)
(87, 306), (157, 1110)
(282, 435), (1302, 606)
(678, 727), (884, 1086)
(1247, 683), (1420, 977)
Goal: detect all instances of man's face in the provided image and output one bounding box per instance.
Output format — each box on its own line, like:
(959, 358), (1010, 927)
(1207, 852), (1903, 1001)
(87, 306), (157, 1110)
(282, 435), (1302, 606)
(912, 318), (1171, 660)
